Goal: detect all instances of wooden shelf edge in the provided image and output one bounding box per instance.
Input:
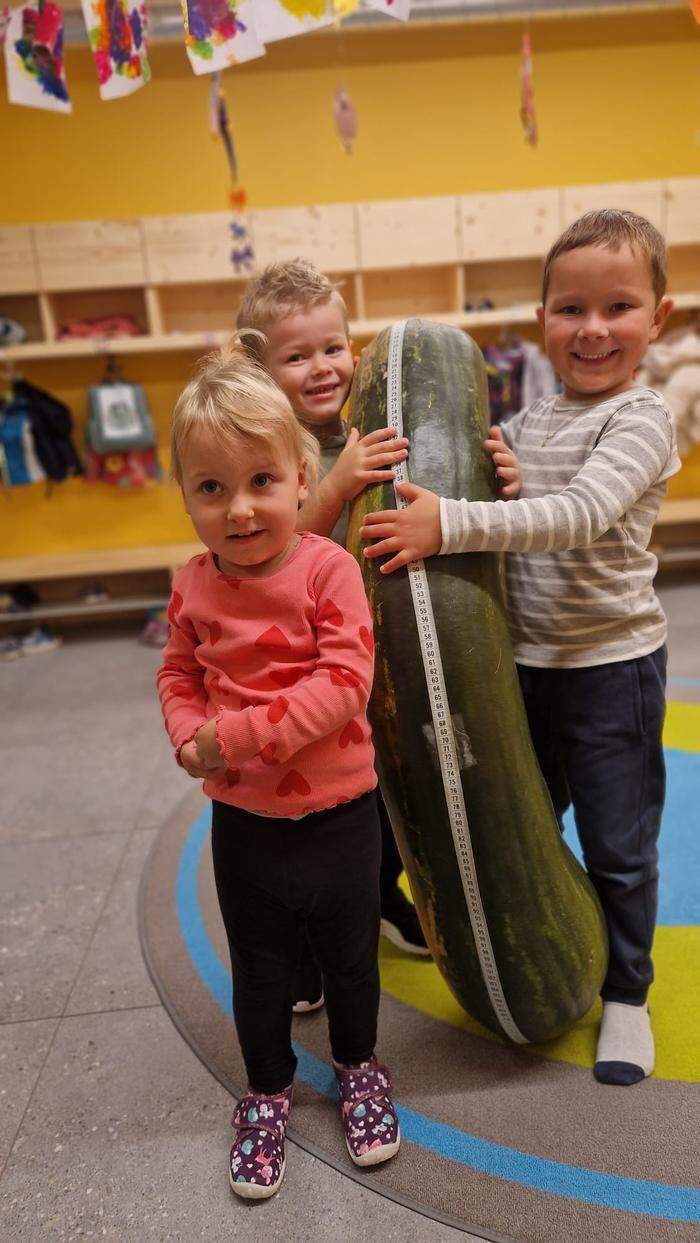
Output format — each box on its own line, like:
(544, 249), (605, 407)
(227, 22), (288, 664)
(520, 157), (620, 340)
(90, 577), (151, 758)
(0, 542), (205, 584)
(0, 595), (170, 624)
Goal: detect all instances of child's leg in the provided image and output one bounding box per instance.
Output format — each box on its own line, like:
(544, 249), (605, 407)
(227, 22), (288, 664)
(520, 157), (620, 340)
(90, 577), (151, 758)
(517, 663), (571, 831)
(554, 650), (667, 1083)
(211, 801), (300, 1094)
(304, 791), (382, 1066)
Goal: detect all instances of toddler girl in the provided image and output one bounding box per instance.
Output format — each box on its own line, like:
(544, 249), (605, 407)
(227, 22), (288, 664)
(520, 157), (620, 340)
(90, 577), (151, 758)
(157, 340), (400, 1200)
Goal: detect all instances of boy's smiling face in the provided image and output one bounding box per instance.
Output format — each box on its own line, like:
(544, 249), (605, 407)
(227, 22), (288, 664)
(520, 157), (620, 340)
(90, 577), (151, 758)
(537, 243), (672, 403)
(263, 300), (355, 436)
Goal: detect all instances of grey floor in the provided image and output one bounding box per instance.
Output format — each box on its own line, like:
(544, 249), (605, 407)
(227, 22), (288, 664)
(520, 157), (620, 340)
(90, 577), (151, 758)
(1, 577), (697, 1241)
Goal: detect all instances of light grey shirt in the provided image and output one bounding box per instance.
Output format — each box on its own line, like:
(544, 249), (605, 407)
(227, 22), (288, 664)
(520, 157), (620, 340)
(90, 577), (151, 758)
(439, 387), (681, 668)
(319, 432), (349, 548)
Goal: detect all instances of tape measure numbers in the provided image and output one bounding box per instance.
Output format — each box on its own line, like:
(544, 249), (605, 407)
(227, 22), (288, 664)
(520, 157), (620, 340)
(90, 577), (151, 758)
(386, 320), (527, 1046)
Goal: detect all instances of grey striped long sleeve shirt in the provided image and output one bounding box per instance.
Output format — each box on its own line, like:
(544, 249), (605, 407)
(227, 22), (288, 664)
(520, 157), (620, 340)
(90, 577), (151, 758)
(439, 387), (680, 668)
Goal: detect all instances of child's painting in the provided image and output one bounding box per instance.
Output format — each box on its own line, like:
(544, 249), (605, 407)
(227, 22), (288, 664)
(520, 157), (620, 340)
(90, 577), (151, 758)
(363, 0), (410, 20)
(5, 2), (71, 113)
(182, 0), (264, 74)
(81, 0), (150, 100)
(251, 0), (331, 44)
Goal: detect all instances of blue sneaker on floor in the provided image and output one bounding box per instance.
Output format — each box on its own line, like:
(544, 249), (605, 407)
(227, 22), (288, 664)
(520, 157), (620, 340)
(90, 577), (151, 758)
(19, 628), (62, 656)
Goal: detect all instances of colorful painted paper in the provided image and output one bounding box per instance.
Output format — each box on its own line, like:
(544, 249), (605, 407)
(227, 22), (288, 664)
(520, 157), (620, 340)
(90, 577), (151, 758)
(363, 0), (410, 22)
(81, 0), (150, 100)
(251, 0), (331, 45)
(5, 2), (71, 113)
(183, 0), (264, 73)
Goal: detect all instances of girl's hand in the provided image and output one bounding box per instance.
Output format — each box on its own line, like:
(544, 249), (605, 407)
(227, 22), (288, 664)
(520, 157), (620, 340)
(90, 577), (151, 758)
(331, 427), (409, 502)
(180, 738), (221, 779)
(194, 719), (226, 770)
(360, 481), (442, 574)
(484, 425), (522, 499)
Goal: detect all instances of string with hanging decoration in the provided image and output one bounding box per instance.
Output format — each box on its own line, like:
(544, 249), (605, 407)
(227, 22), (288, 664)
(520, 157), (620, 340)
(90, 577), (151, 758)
(519, 30), (537, 147)
(209, 71), (255, 276)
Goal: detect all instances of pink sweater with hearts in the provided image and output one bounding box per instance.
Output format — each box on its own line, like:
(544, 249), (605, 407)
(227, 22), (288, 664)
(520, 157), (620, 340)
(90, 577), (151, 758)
(157, 532), (377, 817)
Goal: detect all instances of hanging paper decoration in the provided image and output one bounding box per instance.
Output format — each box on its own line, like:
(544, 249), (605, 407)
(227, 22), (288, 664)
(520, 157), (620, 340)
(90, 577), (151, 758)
(81, 0), (150, 99)
(330, 0), (359, 17)
(690, 0), (700, 22)
(182, 0), (264, 74)
(519, 31), (537, 147)
(363, 0), (410, 21)
(252, 0), (331, 45)
(0, 6), (11, 46)
(4, 2), (71, 112)
(333, 86), (357, 154)
(209, 72), (255, 274)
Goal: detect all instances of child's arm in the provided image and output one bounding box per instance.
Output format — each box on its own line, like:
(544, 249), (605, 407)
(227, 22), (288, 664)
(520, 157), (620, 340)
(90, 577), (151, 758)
(484, 425), (522, 499)
(194, 551), (375, 772)
(156, 587), (224, 775)
(361, 402), (674, 574)
(296, 427), (409, 537)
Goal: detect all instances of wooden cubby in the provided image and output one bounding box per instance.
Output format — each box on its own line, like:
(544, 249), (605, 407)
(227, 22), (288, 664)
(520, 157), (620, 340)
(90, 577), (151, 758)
(1, 176), (699, 617)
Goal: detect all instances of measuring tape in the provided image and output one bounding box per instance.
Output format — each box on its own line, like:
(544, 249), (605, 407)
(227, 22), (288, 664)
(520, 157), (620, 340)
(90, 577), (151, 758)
(386, 320), (527, 1045)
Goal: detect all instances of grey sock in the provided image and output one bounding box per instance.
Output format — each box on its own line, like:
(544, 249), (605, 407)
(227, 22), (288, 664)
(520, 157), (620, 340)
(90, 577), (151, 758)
(594, 1001), (654, 1086)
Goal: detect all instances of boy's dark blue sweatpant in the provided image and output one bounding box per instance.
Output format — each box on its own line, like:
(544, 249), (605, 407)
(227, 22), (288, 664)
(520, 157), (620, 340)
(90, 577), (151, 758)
(517, 646), (667, 1006)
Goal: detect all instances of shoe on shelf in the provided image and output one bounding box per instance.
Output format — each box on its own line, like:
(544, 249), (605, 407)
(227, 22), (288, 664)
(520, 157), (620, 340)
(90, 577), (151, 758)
(229, 1085), (292, 1200)
(292, 952), (325, 1014)
(380, 886), (431, 957)
(335, 1058), (400, 1168)
(77, 581), (109, 605)
(0, 634), (23, 661)
(19, 628), (62, 656)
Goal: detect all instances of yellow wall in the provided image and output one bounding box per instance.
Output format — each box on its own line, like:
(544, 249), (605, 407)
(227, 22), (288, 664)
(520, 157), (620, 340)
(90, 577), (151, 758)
(1, 8), (698, 556)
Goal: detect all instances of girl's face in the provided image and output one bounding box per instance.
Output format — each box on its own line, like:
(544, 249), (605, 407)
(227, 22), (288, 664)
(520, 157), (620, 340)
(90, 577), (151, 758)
(180, 428), (308, 578)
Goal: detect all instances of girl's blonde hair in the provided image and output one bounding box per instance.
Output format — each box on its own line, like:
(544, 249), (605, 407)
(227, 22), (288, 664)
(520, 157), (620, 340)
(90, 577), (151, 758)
(170, 333), (320, 486)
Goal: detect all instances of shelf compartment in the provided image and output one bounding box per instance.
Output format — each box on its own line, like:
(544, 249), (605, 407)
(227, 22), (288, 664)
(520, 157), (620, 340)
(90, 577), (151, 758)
(48, 287), (149, 342)
(361, 265), (458, 320)
(0, 294), (45, 345)
(157, 281), (246, 335)
(462, 258), (543, 310)
(667, 247), (700, 296)
(358, 197), (460, 271)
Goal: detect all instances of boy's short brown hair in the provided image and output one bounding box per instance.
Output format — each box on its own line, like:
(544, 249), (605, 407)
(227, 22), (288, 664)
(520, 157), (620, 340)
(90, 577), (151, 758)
(236, 259), (349, 358)
(542, 209), (667, 306)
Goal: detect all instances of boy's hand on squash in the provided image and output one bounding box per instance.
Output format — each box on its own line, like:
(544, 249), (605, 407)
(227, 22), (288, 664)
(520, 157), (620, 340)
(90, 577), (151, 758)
(484, 425), (522, 499)
(331, 427), (409, 502)
(361, 481), (441, 574)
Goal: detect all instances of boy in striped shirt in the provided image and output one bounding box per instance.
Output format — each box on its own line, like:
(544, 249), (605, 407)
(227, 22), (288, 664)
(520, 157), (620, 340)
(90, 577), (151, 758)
(361, 209), (680, 1086)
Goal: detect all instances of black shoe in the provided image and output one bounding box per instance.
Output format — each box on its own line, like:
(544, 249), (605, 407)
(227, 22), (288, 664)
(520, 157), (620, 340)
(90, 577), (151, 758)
(292, 954), (324, 1014)
(380, 887), (431, 957)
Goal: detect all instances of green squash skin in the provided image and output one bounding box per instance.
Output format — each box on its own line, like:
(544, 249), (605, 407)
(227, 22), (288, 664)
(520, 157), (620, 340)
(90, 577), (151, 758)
(347, 319), (608, 1043)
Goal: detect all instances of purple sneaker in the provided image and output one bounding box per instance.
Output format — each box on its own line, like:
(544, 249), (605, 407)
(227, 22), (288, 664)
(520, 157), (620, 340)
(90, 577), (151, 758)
(229, 1085), (292, 1200)
(336, 1058), (400, 1167)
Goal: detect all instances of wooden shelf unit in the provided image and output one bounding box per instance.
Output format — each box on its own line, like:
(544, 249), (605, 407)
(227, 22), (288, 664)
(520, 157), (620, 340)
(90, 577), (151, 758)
(1, 177), (698, 619)
(1, 177), (698, 364)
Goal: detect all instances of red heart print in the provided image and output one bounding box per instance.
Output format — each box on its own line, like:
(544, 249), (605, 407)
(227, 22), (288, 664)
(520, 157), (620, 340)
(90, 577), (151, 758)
(269, 668), (303, 688)
(224, 769), (240, 787)
(276, 770), (311, 797)
(339, 718), (364, 748)
(330, 668), (360, 688)
(317, 599), (344, 627)
(267, 696), (289, 725)
(359, 626), (374, 655)
(255, 625), (291, 650)
(197, 554), (208, 567)
(259, 743), (278, 766)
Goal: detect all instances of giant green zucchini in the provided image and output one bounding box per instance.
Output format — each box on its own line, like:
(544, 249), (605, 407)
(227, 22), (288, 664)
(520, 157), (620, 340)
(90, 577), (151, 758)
(347, 319), (608, 1044)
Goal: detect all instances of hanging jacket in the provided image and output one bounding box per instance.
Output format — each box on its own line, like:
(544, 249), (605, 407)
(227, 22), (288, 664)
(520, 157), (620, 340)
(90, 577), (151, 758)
(11, 380), (83, 482)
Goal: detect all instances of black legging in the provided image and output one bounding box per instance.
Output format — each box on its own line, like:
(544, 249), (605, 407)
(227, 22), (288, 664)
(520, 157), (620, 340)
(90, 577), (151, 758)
(211, 791), (382, 1094)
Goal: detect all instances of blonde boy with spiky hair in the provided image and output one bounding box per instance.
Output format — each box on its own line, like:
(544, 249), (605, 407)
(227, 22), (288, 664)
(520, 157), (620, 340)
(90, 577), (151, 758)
(237, 258), (436, 1000)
